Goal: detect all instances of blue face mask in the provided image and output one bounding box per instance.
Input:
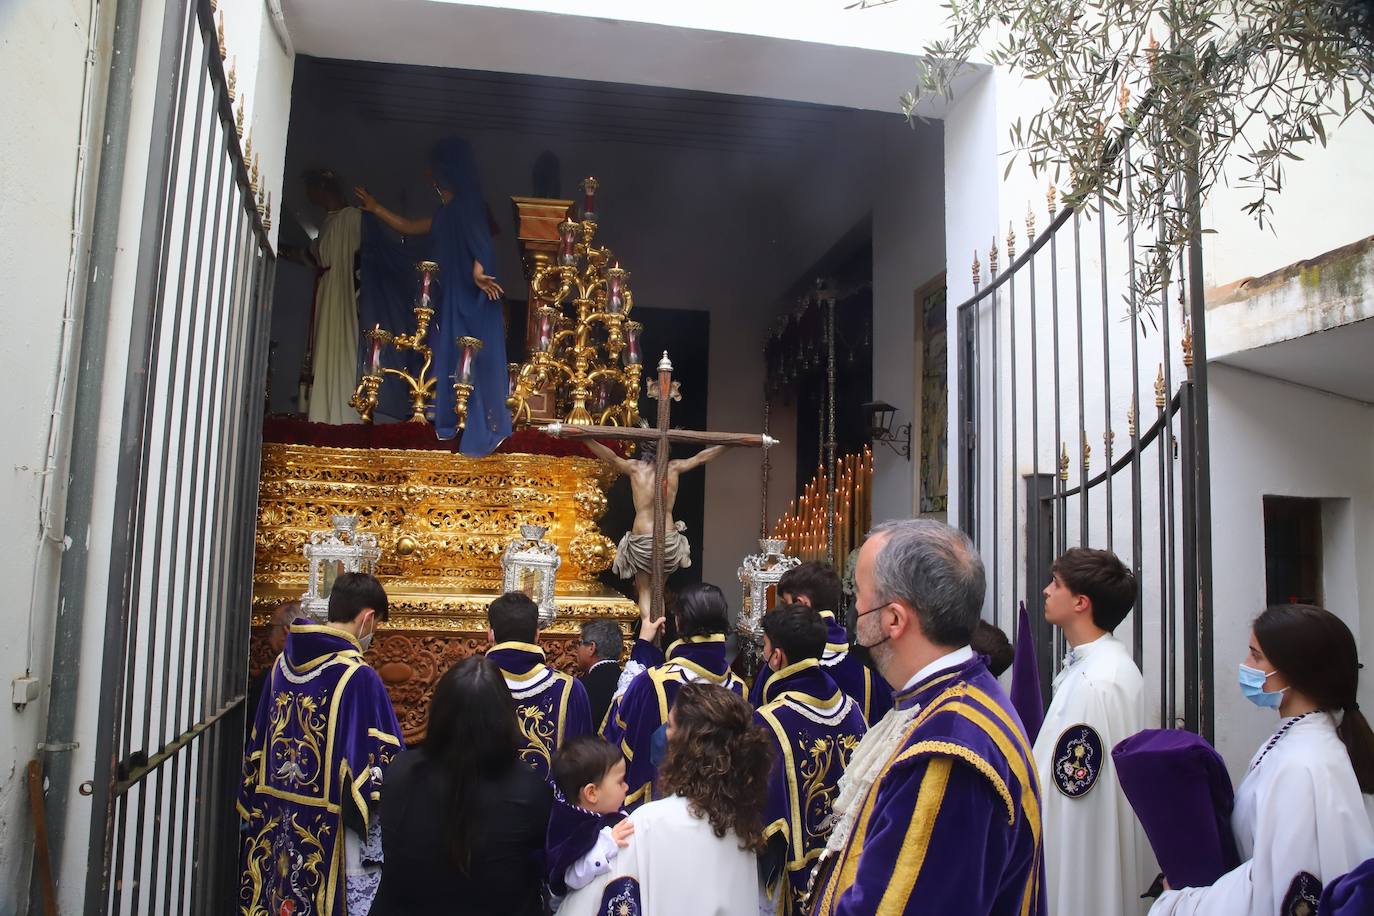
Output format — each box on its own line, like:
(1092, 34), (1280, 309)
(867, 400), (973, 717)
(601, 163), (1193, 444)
(1239, 663), (1287, 709)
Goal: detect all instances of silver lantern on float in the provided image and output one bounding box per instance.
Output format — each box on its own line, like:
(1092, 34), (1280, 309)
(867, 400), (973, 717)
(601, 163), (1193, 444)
(302, 515), (382, 621)
(501, 524), (562, 626)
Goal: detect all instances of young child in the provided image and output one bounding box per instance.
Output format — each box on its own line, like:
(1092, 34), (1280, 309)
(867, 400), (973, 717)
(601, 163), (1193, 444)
(546, 735), (635, 902)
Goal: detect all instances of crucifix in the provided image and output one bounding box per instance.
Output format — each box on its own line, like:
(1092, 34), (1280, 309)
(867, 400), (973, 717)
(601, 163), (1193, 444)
(547, 352), (778, 621)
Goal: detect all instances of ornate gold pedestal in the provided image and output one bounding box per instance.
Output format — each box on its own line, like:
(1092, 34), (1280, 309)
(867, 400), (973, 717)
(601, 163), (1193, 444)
(249, 442), (637, 742)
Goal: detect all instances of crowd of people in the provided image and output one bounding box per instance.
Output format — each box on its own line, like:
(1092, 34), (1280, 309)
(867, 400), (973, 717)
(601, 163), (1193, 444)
(239, 518), (1374, 916)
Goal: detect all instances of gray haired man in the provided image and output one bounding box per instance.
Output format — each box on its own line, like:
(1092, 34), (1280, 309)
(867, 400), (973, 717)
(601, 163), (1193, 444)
(576, 619), (625, 731)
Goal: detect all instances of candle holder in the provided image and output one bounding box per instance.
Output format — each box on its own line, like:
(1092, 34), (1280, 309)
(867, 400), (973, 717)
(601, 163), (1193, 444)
(349, 260), (440, 423)
(736, 538), (801, 673)
(301, 515), (382, 622)
(501, 524), (562, 627)
(508, 178), (643, 429)
(453, 335), (484, 430)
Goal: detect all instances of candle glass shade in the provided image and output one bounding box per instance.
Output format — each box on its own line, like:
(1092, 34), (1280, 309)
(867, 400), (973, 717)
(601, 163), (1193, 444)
(535, 306), (557, 353)
(558, 220), (578, 266)
(366, 326), (392, 375)
(417, 260), (438, 305)
(455, 336), (483, 385)
(580, 176), (599, 223)
(606, 266), (626, 314)
(623, 321), (642, 366)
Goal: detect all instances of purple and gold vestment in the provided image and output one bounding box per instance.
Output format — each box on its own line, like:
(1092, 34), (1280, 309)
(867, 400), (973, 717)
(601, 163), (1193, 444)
(749, 610), (892, 725)
(810, 654), (1045, 916)
(487, 641), (592, 780)
(601, 634), (746, 810)
(755, 659), (868, 915)
(239, 622), (402, 916)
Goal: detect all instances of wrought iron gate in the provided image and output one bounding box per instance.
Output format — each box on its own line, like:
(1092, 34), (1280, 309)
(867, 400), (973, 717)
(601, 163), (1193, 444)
(955, 128), (1214, 739)
(82, 1), (275, 911)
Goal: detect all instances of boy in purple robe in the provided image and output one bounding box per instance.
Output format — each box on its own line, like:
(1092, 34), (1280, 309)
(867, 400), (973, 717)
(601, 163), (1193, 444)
(749, 562), (892, 725)
(809, 520), (1045, 916)
(755, 603), (868, 915)
(545, 736), (634, 900)
(239, 573), (403, 916)
(601, 582), (746, 809)
(485, 591), (592, 780)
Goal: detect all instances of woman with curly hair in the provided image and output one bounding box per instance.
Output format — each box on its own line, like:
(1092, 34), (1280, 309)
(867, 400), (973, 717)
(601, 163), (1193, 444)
(560, 682), (774, 916)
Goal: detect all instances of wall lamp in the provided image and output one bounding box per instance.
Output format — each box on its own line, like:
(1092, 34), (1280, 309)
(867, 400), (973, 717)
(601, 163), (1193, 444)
(861, 401), (911, 460)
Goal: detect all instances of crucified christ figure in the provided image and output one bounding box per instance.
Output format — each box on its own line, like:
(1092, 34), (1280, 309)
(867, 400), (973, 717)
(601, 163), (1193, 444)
(583, 437), (731, 620)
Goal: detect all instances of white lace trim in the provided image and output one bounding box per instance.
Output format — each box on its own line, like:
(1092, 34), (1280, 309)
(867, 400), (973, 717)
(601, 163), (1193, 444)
(822, 703), (920, 855)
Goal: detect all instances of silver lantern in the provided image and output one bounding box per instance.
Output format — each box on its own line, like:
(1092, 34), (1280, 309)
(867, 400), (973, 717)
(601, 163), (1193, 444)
(501, 524), (562, 626)
(301, 515), (382, 621)
(736, 537), (800, 645)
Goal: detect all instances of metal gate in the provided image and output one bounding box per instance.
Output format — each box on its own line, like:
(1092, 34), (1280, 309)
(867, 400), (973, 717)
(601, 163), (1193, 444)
(80, 0), (275, 911)
(955, 125), (1214, 739)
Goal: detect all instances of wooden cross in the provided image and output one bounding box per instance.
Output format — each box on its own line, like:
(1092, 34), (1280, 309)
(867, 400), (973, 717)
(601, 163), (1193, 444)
(547, 352), (777, 620)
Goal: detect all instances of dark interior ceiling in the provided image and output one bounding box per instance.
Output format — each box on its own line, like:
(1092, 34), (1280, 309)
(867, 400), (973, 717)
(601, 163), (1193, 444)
(296, 56), (876, 158)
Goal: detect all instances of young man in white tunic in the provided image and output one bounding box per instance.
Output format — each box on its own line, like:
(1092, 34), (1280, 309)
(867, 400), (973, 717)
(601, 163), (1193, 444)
(1150, 603), (1374, 916)
(559, 682), (772, 916)
(1033, 547), (1154, 916)
(302, 170), (363, 424)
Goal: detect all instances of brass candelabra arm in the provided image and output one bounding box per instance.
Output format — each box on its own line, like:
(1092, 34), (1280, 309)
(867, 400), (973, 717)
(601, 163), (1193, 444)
(349, 373), (382, 424)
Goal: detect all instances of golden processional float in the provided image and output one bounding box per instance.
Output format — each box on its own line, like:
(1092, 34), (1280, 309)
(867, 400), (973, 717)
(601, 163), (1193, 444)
(252, 179), (645, 742)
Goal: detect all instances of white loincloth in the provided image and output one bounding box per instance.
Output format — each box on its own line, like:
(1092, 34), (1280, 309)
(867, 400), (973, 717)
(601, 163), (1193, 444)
(612, 521), (692, 579)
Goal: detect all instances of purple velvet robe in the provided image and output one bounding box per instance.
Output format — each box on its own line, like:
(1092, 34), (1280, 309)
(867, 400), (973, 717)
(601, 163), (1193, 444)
(545, 788), (627, 897)
(810, 655), (1046, 916)
(239, 622), (403, 916)
(487, 641), (592, 781)
(749, 611), (892, 725)
(600, 634), (746, 810)
(755, 660), (868, 914)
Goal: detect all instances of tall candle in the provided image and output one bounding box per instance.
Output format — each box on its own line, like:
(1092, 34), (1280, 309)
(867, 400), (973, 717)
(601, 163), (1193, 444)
(369, 325), (383, 374)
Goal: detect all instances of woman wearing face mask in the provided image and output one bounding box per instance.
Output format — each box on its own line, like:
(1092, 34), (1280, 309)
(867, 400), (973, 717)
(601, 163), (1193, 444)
(1150, 604), (1374, 916)
(354, 136), (511, 455)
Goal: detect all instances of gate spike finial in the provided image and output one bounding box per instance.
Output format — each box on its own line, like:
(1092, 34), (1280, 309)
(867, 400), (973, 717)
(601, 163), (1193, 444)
(234, 98), (244, 137)
(972, 249), (981, 290)
(1047, 181), (1058, 217)
(1127, 405), (1136, 437)
(989, 235), (999, 274)
(1082, 431), (1092, 471)
(1059, 443), (1070, 481)
(1026, 202), (1036, 240)
(1006, 221), (1016, 261)
(1104, 429), (1115, 458)
(1181, 317), (1194, 372)
(1119, 80), (1131, 114)
(217, 12), (227, 61)
(227, 57), (237, 104)
(1154, 365), (1166, 409)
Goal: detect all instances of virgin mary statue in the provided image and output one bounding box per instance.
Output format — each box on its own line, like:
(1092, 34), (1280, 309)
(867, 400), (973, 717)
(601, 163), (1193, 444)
(355, 136), (511, 455)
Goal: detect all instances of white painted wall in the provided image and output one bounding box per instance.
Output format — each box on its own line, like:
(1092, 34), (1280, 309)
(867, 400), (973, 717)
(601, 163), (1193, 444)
(0, 0), (106, 910)
(1207, 365), (1374, 784)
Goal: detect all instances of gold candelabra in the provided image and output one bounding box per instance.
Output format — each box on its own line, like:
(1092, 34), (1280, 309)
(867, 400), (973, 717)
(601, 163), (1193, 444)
(350, 260), (441, 423)
(508, 178), (644, 427)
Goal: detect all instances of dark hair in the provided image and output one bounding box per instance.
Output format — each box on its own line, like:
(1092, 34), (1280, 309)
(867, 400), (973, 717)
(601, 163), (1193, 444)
(868, 520), (985, 648)
(580, 619), (624, 661)
(637, 438), (658, 464)
(425, 657), (522, 868)
(674, 583), (731, 638)
(1254, 604), (1374, 793)
(659, 683), (773, 851)
(777, 562), (843, 614)
(971, 620), (1014, 677)
(301, 167), (343, 197)
(1052, 547), (1137, 632)
(551, 735), (624, 802)
(487, 592), (539, 644)
(327, 572), (389, 623)
(762, 603), (827, 665)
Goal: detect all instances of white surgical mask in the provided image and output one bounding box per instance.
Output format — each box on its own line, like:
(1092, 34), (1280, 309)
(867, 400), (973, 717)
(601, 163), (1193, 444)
(358, 617), (376, 653)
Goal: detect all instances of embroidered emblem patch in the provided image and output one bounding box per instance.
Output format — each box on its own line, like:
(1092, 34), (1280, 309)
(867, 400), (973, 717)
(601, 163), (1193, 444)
(1052, 724), (1103, 797)
(600, 877), (642, 916)
(1280, 871), (1321, 916)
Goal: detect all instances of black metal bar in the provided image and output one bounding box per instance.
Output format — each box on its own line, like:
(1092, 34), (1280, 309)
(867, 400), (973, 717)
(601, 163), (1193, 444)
(1180, 380), (1200, 733)
(1048, 201), (1065, 559)
(1008, 239), (1019, 630)
(1026, 474), (1056, 702)
(1156, 389), (1171, 727)
(1073, 213), (1088, 547)
(1097, 191), (1114, 552)
(1185, 157), (1216, 744)
(1124, 137), (1145, 668)
(958, 306), (976, 536)
(1054, 389), (1183, 499)
(1027, 227), (1041, 618)
(1160, 163), (1179, 728)
(86, 0), (194, 911)
(991, 263), (1001, 626)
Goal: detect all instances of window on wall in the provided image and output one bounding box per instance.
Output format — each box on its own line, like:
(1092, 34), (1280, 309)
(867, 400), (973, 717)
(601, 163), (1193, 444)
(1262, 496), (1324, 606)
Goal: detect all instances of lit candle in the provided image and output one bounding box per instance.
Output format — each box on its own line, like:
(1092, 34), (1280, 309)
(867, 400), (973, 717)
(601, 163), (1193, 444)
(418, 260), (438, 307)
(606, 264), (626, 314)
(369, 324), (383, 374)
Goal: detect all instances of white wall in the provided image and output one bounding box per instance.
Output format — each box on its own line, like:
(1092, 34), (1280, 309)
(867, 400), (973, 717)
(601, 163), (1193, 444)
(0, 0), (106, 909)
(1208, 365), (1374, 784)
